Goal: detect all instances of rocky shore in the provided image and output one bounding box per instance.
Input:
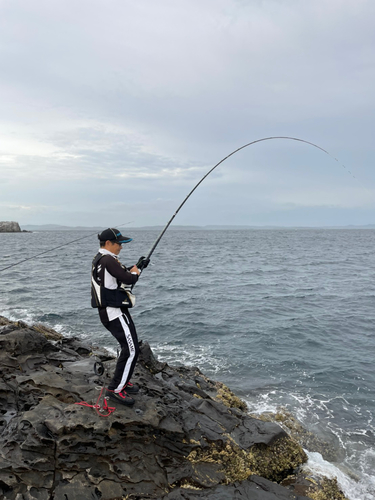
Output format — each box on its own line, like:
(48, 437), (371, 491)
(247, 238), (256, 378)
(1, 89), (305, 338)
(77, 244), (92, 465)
(0, 317), (348, 500)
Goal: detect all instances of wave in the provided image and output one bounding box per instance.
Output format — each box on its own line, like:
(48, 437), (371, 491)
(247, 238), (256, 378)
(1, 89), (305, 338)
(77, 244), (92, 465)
(306, 451), (375, 500)
(246, 390), (375, 500)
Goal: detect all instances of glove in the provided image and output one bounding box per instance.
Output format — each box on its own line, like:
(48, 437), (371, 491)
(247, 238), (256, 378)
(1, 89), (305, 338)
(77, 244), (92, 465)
(136, 256), (150, 271)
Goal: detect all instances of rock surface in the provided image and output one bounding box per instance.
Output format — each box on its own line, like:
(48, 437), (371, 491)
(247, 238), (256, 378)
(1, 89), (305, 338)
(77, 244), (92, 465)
(0, 316), (315, 499)
(0, 221), (21, 232)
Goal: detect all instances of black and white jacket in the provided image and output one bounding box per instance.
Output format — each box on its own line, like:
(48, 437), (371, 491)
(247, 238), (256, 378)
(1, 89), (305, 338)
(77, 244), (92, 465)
(92, 249), (138, 324)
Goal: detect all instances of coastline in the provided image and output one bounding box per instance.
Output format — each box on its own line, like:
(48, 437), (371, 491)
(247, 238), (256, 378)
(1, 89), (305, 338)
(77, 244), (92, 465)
(0, 316), (348, 500)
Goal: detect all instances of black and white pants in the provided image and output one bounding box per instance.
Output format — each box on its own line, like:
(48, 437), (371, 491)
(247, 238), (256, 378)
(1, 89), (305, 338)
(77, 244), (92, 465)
(103, 310), (140, 393)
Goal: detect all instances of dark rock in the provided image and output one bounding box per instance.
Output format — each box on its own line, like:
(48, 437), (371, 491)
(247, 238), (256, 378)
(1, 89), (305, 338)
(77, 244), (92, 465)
(162, 475), (312, 499)
(139, 340), (167, 373)
(264, 409), (344, 462)
(0, 221), (21, 232)
(0, 318), (320, 500)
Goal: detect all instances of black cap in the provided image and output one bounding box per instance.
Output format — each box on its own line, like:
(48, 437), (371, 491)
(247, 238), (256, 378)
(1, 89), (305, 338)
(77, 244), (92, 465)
(98, 228), (133, 244)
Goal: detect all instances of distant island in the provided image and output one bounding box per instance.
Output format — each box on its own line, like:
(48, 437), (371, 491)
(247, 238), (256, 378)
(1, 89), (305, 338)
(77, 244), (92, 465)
(0, 221), (22, 232)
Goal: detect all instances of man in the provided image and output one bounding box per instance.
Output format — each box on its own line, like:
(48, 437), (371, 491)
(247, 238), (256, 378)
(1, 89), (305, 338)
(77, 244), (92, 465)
(91, 228), (148, 406)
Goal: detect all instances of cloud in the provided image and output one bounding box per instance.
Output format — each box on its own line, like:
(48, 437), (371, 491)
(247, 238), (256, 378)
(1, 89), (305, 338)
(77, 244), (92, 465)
(0, 0), (375, 226)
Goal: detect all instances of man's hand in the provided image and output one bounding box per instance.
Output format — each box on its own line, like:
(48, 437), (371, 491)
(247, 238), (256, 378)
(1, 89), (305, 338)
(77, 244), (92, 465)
(129, 265), (141, 275)
(136, 256), (150, 271)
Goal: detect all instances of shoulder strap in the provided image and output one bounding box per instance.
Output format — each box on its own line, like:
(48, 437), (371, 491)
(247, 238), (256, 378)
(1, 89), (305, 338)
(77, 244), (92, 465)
(92, 252), (104, 269)
(91, 253), (104, 308)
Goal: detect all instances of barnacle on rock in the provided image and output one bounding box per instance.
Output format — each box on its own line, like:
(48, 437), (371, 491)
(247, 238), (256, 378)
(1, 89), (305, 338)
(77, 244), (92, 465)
(308, 477), (349, 500)
(215, 382), (247, 411)
(251, 409), (341, 463)
(187, 435), (307, 483)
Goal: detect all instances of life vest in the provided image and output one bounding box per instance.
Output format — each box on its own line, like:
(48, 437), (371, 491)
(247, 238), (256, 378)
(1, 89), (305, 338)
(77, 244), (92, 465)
(91, 253), (135, 308)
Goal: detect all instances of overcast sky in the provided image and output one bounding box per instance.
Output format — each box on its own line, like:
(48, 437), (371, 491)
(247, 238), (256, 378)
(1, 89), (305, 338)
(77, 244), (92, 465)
(1, 0), (375, 228)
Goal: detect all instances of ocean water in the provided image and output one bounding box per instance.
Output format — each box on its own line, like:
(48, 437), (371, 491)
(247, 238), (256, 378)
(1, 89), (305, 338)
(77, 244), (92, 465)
(1, 228), (374, 499)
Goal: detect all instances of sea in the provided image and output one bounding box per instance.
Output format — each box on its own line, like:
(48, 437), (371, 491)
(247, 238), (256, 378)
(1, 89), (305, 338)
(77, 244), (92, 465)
(1, 228), (374, 500)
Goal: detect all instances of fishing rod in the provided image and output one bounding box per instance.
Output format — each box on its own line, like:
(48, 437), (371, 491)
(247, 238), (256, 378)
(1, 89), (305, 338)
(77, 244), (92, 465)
(136, 136), (355, 272)
(0, 221), (134, 273)
(0, 137), (353, 274)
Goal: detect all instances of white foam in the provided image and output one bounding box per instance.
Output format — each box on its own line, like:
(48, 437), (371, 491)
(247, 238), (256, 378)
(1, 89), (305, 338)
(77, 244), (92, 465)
(244, 390), (375, 500)
(306, 451), (375, 500)
(153, 342), (231, 374)
(0, 306), (77, 338)
(245, 393), (280, 415)
(0, 307), (38, 325)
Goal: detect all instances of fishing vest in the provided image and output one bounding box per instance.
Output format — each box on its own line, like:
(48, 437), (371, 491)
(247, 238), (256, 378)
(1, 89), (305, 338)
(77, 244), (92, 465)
(91, 253), (135, 308)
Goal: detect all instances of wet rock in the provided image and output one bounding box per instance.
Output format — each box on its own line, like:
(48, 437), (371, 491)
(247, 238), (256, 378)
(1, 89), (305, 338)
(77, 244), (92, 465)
(163, 475), (311, 499)
(0, 221), (21, 232)
(0, 318), (315, 499)
(139, 340), (167, 374)
(253, 409), (344, 463)
(307, 477), (347, 500)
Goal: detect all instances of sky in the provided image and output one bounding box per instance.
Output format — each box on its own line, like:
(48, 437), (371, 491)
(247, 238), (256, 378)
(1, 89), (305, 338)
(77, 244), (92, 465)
(1, 0), (375, 228)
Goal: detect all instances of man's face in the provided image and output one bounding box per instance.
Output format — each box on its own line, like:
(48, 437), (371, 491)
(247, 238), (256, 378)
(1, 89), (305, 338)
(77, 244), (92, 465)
(105, 240), (122, 255)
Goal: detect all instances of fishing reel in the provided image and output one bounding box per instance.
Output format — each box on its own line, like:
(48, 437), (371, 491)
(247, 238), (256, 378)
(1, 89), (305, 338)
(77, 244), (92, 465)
(94, 361), (105, 377)
(136, 256), (150, 271)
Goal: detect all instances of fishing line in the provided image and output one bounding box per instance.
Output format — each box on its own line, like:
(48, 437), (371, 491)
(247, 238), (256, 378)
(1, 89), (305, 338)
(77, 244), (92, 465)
(0, 221), (134, 273)
(140, 136), (358, 266)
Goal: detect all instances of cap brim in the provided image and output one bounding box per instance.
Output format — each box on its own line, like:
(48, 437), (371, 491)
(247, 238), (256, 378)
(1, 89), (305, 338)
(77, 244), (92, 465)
(117, 237), (133, 244)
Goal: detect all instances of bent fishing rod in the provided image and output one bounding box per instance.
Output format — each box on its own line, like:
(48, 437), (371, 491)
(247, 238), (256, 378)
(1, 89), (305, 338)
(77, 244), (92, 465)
(136, 135), (354, 273)
(0, 136), (352, 274)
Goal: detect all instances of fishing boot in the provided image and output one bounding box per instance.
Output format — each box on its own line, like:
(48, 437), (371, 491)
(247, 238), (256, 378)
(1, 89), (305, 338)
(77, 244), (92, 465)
(106, 389), (135, 406)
